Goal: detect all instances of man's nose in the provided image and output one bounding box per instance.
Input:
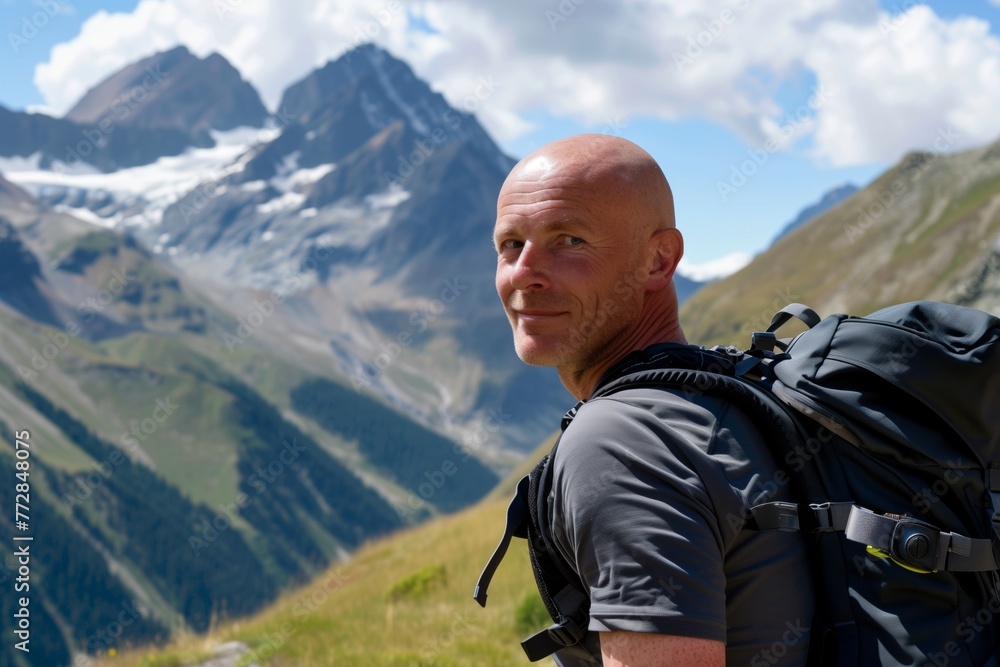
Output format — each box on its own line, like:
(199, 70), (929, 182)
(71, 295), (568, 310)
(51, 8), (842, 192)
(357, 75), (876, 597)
(508, 242), (551, 291)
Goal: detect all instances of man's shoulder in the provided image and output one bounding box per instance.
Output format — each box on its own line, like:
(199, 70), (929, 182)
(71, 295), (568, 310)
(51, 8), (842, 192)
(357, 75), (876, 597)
(555, 377), (789, 508)
(564, 380), (762, 452)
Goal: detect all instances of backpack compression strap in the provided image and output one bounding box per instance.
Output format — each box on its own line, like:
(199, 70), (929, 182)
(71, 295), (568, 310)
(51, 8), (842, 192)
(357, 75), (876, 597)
(473, 458), (597, 663)
(473, 475), (529, 607)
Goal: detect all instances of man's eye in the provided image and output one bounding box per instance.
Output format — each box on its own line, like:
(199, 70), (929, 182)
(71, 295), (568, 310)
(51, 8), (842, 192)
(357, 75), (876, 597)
(499, 239), (523, 251)
(563, 236), (584, 246)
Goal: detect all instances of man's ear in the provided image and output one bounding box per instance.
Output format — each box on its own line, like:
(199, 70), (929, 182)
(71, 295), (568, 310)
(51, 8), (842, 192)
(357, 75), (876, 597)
(644, 228), (683, 291)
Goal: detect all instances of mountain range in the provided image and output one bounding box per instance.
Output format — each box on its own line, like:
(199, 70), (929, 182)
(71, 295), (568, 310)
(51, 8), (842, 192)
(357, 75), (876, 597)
(0, 41), (968, 667)
(102, 132), (1000, 667)
(0, 44), (523, 667)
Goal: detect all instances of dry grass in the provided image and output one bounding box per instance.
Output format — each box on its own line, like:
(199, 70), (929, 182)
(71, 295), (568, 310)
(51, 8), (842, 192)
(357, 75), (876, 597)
(99, 493), (556, 667)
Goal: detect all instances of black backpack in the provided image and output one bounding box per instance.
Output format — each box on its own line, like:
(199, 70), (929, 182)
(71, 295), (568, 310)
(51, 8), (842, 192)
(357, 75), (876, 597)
(474, 300), (1000, 666)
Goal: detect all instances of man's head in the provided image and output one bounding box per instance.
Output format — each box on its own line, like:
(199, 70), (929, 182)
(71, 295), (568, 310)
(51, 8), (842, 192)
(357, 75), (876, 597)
(493, 134), (686, 398)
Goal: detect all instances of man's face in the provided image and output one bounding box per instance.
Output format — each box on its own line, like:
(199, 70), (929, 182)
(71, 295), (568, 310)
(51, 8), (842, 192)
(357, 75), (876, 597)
(493, 160), (647, 371)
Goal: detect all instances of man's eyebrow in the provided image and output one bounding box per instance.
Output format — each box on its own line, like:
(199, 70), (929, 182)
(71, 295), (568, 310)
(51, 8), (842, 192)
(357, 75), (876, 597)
(493, 217), (592, 242)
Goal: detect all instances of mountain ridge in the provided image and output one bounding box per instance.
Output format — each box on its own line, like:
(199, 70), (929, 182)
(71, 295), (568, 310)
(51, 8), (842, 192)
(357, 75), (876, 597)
(65, 45), (269, 137)
(8, 40), (999, 667)
(95, 133), (1000, 667)
(680, 144), (1000, 346)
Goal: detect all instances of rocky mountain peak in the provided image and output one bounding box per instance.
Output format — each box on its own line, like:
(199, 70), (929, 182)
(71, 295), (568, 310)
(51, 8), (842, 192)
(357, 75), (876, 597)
(64, 45), (268, 135)
(277, 44), (499, 157)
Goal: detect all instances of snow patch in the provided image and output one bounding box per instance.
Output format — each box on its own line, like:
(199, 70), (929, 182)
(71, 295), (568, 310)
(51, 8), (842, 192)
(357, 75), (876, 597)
(365, 188), (410, 210)
(269, 156), (335, 193)
(241, 180), (267, 192)
(0, 153), (45, 173)
(256, 191), (305, 215)
(677, 252), (753, 282)
(53, 204), (118, 229)
(308, 188), (406, 249)
(4, 125), (280, 229)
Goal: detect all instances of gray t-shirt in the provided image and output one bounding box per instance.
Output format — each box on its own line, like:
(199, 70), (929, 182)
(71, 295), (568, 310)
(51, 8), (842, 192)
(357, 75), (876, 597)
(549, 383), (815, 665)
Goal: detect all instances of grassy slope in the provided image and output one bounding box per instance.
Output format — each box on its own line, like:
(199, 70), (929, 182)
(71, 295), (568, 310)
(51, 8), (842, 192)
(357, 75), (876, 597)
(98, 449), (558, 667)
(681, 143), (1000, 347)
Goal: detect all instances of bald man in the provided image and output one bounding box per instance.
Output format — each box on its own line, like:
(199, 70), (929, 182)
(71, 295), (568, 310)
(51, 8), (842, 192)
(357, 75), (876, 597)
(493, 135), (814, 666)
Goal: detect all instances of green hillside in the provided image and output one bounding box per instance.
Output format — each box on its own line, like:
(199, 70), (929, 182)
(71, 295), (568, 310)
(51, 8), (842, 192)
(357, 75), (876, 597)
(95, 436), (558, 667)
(681, 143), (1000, 347)
(86, 135), (1000, 667)
(0, 222), (498, 666)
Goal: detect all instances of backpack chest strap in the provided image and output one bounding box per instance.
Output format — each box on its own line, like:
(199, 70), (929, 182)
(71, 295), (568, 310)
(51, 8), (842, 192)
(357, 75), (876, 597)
(844, 506), (997, 573)
(749, 502), (999, 573)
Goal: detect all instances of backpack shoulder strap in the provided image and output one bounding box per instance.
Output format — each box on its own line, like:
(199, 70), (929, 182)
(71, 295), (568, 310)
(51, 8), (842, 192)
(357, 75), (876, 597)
(591, 366), (862, 665)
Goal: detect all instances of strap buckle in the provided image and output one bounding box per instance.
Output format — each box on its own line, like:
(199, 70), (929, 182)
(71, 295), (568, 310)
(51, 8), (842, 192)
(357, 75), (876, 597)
(520, 605), (589, 661)
(890, 517), (943, 573)
(547, 615), (588, 648)
(748, 501), (800, 531)
(863, 514), (943, 574)
(808, 502), (853, 532)
(751, 331), (778, 353)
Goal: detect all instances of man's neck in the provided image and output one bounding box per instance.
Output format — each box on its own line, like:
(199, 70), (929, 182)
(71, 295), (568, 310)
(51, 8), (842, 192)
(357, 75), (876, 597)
(558, 314), (688, 401)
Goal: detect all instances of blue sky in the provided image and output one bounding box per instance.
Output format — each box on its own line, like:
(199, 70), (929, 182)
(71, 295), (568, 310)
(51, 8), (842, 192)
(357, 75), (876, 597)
(3, 0), (1000, 268)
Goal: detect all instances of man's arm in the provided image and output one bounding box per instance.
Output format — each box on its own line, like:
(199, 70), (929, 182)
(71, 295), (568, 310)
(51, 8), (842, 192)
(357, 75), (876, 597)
(600, 632), (725, 667)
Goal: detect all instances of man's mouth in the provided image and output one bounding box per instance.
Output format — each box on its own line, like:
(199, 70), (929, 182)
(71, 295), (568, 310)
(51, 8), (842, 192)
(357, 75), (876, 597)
(514, 309), (567, 322)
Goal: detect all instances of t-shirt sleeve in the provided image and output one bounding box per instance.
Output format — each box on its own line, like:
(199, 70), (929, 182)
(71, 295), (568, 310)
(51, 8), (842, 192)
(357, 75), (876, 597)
(548, 392), (742, 642)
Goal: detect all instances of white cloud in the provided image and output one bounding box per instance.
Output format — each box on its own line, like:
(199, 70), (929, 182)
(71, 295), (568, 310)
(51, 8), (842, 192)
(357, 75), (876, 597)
(33, 0), (1000, 166)
(806, 6), (1000, 165)
(35, 0), (398, 114)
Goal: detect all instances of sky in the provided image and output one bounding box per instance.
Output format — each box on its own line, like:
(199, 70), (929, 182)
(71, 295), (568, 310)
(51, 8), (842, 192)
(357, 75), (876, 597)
(3, 0), (1000, 269)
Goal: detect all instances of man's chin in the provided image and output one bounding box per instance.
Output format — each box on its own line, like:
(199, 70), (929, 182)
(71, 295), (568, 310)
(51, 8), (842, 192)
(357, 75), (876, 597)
(513, 342), (563, 367)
